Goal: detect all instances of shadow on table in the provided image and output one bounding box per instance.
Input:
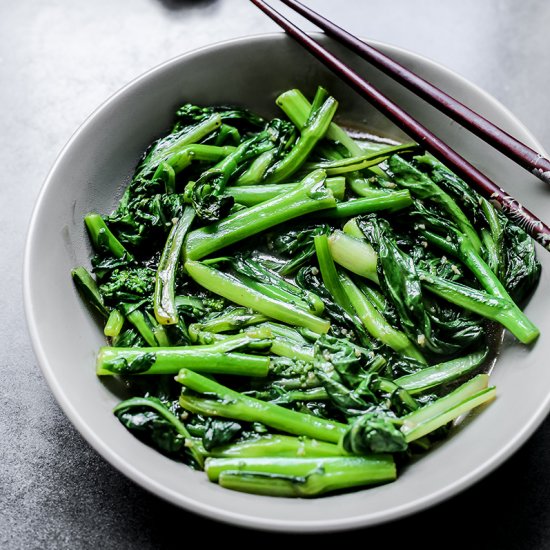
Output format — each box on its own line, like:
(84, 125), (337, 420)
(19, 405), (549, 548)
(157, 0), (218, 10)
(137, 416), (550, 547)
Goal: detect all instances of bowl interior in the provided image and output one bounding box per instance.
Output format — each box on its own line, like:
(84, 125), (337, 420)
(24, 33), (550, 532)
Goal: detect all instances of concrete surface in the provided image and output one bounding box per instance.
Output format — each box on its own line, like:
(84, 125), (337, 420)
(2, 0), (550, 547)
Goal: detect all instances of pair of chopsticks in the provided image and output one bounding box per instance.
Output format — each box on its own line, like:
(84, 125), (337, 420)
(250, 0), (550, 252)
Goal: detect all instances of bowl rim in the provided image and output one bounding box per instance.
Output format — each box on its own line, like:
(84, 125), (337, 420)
(23, 31), (550, 532)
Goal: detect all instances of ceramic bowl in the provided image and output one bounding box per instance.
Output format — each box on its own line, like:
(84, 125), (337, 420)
(24, 33), (550, 532)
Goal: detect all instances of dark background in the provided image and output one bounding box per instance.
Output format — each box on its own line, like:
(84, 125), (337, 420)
(2, 1), (550, 547)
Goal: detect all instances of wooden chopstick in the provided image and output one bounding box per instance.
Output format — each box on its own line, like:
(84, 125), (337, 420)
(250, 0), (550, 252)
(280, 0), (550, 186)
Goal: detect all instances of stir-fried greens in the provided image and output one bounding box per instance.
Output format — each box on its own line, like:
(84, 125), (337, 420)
(72, 87), (540, 498)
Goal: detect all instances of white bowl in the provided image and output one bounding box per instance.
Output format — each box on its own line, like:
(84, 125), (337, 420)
(24, 33), (550, 532)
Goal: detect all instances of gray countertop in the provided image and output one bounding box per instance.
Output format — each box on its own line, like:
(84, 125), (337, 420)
(3, 0), (550, 547)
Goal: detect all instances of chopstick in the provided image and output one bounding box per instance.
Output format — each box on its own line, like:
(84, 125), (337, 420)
(250, 0), (550, 252)
(280, 0), (550, 186)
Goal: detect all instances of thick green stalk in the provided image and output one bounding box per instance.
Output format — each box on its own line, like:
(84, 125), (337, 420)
(481, 229), (499, 278)
(104, 309), (124, 337)
(268, 340), (314, 362)
(459, 236), (537, 327)
(264, 96), (338, 184)
(272, 388), (329, 403)
(342, 217), (365, 239)
(402, 374), (489, 427)
(421, 230), (456, 257)
(226, 177), (345, 206)
(395, 349), (488, 394)
(97, 344), (269, 377)
(314, 234), (357, 319)
(176, 369), (347, 443)
(260, 322), (308, 343)
(184, 169), (335, 260)
(125, 309), (156, 345)
(153, 206), (195, 325)
(260, 322), (315, 362)
(419, 270), (539, 344)
(276, 88), (363, 155)
(235, 274), (319, 316)
(340, 272), (425, 363)
(349, 177), (403, 198)
(310, 85), (329, 111)
(406, 388), (496, 442)
(327, 230), (379, 284)
(205, 456), (396, 497)
(207, 434), (343, 459)
(234, 150), (276, 185)
(400, 374), (495, 442)
(480, 197), (505, 279)
(215, 123), (240, 145)
(185, 261), (330, 334)
(215, 135), (271, 176)
(149, 312), (170, 346)
(323, 191), (412, 219)
(84, 213), (131, 259)
(166, 144), (236, 174)
(431, 230), (539, 341)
